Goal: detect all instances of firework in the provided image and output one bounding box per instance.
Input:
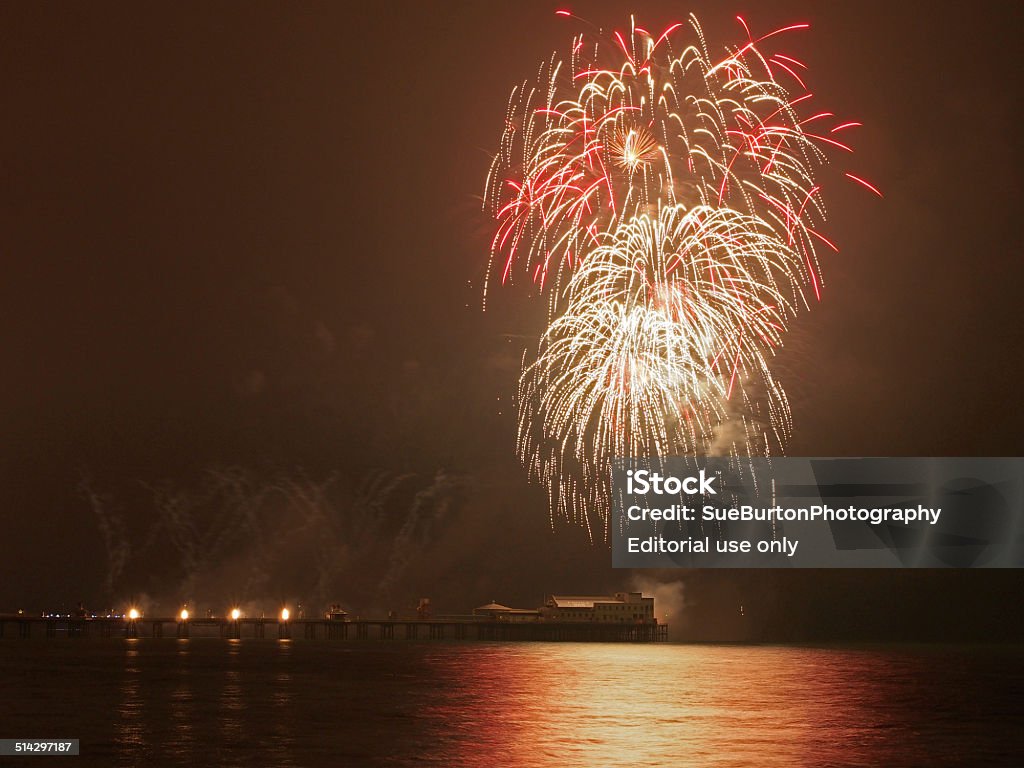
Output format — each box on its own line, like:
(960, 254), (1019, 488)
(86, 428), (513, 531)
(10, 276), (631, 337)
(517, 205), (798, 528)
(485, 13), (875, 533)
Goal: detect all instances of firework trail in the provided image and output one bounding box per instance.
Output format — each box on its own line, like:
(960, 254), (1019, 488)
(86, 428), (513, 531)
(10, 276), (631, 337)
(80, 475), (131, 601)
(88, 467), (462, 612)
(484, 13), (877, 533)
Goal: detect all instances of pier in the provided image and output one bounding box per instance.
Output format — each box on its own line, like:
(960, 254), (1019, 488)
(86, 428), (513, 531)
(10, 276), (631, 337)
(0, 616), (668, 643)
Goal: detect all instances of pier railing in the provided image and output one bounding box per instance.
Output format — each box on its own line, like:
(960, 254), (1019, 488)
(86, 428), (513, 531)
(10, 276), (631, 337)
(0, 616), (668, 642)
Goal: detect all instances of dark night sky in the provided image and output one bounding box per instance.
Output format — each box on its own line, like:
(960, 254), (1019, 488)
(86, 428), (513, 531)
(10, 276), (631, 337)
(1, 2), (1022, 639)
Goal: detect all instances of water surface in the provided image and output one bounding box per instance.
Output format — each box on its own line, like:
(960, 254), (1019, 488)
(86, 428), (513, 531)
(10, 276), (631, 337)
(2, 641), (1021, 766)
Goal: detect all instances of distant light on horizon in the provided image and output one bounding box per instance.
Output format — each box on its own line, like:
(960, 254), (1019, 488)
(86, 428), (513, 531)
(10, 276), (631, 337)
(180, 608), (189, 621)
(230, 608), (241, 621)
(127, 608), (140, 620)
(281, 607), (290, 621)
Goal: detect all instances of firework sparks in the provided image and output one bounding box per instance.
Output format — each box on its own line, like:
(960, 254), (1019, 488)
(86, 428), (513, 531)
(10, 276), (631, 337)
(484, 13), (874, 533)
(517, 205), (799, 527)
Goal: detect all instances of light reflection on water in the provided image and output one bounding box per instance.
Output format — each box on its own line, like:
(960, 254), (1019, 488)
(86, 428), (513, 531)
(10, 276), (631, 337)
(219, 639), (245, 750)
(115, 640), (145, 765)
(269, 639), (297, 767)
(169, 640), (194, 761)
(2, 641), (1021, 767)
(420, 644), (972, 767)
